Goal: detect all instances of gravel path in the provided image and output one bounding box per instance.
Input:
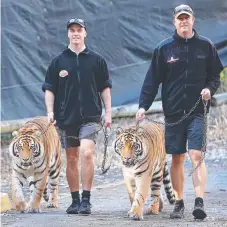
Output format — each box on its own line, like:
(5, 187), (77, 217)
(1, 161), (227, 227)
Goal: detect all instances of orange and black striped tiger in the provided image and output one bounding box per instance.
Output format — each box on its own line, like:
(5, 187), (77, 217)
(9, 117), (62, 213)
(114, 122), (175, 220)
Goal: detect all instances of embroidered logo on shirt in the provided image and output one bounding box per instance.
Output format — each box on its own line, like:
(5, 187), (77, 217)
(197, 55), (205, 59)
(59, 70), (68, 77)
(167, 57), (179, 63)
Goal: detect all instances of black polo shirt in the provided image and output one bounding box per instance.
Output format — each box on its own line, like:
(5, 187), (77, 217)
(42, 47), (112, 127)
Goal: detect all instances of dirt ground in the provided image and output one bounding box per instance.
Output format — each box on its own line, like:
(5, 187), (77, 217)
(1, 161), (227, 227)
(1, 105), (227, 227)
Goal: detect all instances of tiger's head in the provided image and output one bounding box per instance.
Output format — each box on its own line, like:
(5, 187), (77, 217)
(114, 127), (144, 167)
(9, 127), (43, 168)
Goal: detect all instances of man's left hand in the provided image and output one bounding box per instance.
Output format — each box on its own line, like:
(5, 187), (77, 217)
(104, 112), (112, 128)
(201, 88), (211, 101)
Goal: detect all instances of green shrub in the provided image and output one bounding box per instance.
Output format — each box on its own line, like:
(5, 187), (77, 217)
(217, 67), (227, 93)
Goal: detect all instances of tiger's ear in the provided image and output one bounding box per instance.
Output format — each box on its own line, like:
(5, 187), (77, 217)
(137, 127), (143, 137)
(116, 127), (124, 135)
(12, 131), (19, 137)
(34, 130), (41, 139)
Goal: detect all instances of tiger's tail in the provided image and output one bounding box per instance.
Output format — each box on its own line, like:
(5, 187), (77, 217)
(43, 182), (49, 202)
(163, 162), (175, 204)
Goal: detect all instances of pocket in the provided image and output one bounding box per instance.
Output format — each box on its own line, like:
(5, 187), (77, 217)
(166, 58), (186, 81)
(58, 75), (68, 88)
(196, 59), (206, 74)
(194, 51), (207, 76)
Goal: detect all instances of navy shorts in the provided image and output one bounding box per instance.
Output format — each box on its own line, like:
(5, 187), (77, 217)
(165, 113), (205, 155)
(57, 122), (101, 148)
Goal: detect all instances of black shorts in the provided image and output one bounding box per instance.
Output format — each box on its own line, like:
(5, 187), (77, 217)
(165, 113), (205, 155)
(56, 122), (101, 148)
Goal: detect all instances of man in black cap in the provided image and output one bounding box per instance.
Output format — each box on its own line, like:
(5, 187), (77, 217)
(42, 18), (112, 215)
(136, 4), (223, 220)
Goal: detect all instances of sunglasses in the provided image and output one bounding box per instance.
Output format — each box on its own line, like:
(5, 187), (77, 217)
(68, 18), (85, 24)
(174, 6), (193, 16)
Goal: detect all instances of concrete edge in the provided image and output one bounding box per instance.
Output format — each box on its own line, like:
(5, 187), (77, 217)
(1, 93), (227, 135)
(0, 192), (11, 212)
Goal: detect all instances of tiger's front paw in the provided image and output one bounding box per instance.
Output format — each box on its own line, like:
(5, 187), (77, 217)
(145, 201), (160, 215)
(25, 204), (42, 213)
(128, 208), (143, 220)
(15, 200), (26, 213)
(46, 201), (58, 208)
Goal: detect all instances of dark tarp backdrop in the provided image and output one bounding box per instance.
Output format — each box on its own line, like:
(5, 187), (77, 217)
(1, 0), (227, 120)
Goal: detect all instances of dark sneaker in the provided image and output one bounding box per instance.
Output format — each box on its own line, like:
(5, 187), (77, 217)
(66, 200), (80, 214)
(170, 201), (185, 219)
(192, 198), (207, 220)
(78, 198), (91, 215)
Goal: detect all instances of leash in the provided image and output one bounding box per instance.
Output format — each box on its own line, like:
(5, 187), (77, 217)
(57, 121), (111, 174)
(136, 95), (208, 176)
(16, 119), (112, 174)
(101, 126), (111, 174)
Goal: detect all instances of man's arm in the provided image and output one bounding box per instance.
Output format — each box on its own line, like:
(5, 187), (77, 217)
(205, 43), (223, 96)
(45, 90), (56, 124)
(42, 58), (58, 124)
(45, 90), (55, 113)
(137, 48), (164, 121)
(139, 48), (164, 110)
(95, 57), (112, 127)
(100, 87), (111, 127)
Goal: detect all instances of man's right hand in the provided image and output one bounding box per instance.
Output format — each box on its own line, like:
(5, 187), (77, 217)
(47, 111), (56, 125)
(136, 108), (146, 121)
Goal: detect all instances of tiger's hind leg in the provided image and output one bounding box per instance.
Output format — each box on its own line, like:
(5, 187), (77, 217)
(12, 170), (26, 212)
(163, 162), (175, 204)
(47, 152), (61, 208)
(146, 167), (163, 215)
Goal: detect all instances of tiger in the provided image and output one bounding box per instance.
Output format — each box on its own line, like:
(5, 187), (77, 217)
(9, 117), (62, 213)
(114, 122), (175, 220)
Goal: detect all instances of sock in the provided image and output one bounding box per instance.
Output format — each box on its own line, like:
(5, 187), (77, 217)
(175, 199), (184, 207)
(71, 191), (80, 203)
(82, 190), (90, 201)
(195, 197), (203, 205)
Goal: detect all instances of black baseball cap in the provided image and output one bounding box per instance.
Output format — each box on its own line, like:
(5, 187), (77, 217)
(173, 4), (194, 18)
(67, 18), (86, 29)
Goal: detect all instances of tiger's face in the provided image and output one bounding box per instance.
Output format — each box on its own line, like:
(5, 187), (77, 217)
(9, 130), (43, 168)
(114, 128), (143, 167)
